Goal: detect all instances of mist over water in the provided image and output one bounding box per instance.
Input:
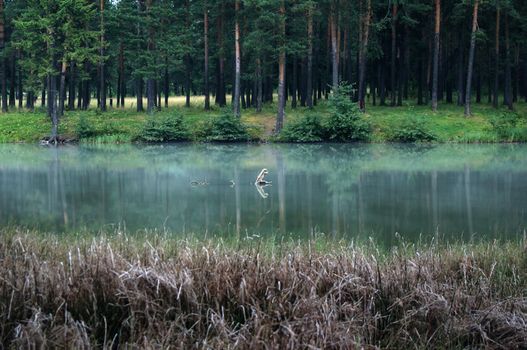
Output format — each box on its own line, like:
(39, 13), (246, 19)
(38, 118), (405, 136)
(0, 143), (526, 243)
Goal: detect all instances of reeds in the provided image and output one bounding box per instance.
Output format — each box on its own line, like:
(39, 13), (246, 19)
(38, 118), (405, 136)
(0, 229), (525, 349)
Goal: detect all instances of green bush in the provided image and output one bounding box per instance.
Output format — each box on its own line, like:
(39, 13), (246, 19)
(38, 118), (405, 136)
(76, 115), (97, 139)
(207, 112), (250, 142)
(134, 114), (189, 142)
(325, 83), (371, 142)
(279, 114), (325, 142)
(388, 116), (437, 142)
(489, 112), (526, 142)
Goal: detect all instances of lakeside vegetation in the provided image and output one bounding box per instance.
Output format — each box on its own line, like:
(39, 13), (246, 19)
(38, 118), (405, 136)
(1, 95), (527, 144)
(0, 227), (525, 348)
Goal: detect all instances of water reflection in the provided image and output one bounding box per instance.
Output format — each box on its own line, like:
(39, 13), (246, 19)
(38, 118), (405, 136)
(0, 143), (526, 242)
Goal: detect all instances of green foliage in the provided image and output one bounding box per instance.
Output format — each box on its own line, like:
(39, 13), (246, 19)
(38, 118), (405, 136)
(325, 83), (371, 142)
(134, 114), (189, 143)
(489, 112), (527, 142)
(207, 112), (250, 142)
(76, 115), (97, 139)
(388, 116), (437, 143)
(279, 114), (325, 142)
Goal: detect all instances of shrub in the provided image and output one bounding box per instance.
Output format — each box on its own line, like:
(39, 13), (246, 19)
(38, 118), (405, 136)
(325, 83), (371, 142)
(76, 115), (97, 139)
(388, 116), (437, 142)
(489, 112), (526, 142)
(279, 114), (325, 142)
(207, 112), (250, 142)
(134, 114), (189, 142)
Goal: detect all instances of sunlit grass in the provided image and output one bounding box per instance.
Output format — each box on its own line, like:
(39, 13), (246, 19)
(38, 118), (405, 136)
(0, 95), (526, 143)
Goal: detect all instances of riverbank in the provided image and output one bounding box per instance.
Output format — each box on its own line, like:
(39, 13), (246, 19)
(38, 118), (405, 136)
(1, 98), (526, 143)
(0, 228), (525, 348)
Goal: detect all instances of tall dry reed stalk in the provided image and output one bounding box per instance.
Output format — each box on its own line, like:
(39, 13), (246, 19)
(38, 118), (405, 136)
(0, 229), (525, 349)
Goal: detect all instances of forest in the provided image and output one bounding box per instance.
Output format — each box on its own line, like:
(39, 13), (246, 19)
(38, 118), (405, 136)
(0, 0), (526, 141)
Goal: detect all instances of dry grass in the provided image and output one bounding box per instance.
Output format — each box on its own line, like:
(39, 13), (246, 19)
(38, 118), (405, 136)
(0, 229), (525, 349)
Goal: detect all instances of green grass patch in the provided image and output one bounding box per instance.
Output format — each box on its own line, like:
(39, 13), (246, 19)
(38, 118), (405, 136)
(1, 98), (526, 143)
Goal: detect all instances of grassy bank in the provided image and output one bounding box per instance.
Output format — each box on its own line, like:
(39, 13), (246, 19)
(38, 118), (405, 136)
(0, 228), (525, 348)
(1, 96), (527, 143)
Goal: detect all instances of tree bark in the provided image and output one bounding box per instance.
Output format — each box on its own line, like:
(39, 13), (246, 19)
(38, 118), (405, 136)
(504, 13), (512, 110)
(203, 0), (210, 110)
(390, 3), (398, 106)
(99, 0), (106, 111)
(233, 0), (241, 117)
(0, 0), (6, 112)
(493, 2), (500, 108)
(464, 0), (479, 117)
(256, 58), (262, 112)
(68, 63), (75, 110)
(275, 0), (286, 134)
(431, 0), (441, 111)
(58, 59), (67, 116)
(9, 52), (15, 107)
(329, 1), (338, 89)
(358, 0), (371, 111)
(215, 2), (226, 106)
(306, 5), (314, 108)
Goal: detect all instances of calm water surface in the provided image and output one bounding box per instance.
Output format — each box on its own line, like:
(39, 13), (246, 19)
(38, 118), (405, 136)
(1, 143), (526, 243)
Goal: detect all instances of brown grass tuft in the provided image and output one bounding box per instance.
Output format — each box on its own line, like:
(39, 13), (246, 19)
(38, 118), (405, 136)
(0, 230), (525, 349)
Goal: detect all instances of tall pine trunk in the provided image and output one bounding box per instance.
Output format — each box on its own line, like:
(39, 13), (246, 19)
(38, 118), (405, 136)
(215, 2), (226, 106)
(390, 3), (398, 106)
(464, 0), (479, 117)
(0, 0), (6, 112)
(504, 13), (512, 110)
(358, 0), (371, 111)
(68, 63), (75, 110)
(233, 0), (241, 117)
(99, 0), (106, 111)
(9, 52), (15, 107)
(306, 5), (314, 108)
(431, 0), (441, 111)
(493, 3), (500, 108)
(329, 2), (338, 89)
(275, 0), (286, 134)
(58, 59), (67, 116)
(203, 1), (210, 110)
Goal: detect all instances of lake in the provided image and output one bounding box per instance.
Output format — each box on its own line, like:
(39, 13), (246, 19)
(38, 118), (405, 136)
(0, 143), (526, 243)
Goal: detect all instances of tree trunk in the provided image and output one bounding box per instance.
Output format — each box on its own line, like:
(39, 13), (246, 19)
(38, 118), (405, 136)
(493, 3), (500, 108)
(358, 0), (371, 111)
(431, 0), (441, 111)
(291, 58), (297, 108)
(99, 0), (106, 112)
(504, 13), (512, 110)
(306, 6), (314, 108)
(146, 0), (155, 114)
(215, 2), (226, 106)
(329, 2), (338, 90)
(233, 0), (241, 117)
(136, 78), (143, 112)
(204, 0), (210, 110)
(0, 0), (6, 112)
(256, 58), (262, 112)
(390, 3), (398, 106)
(68, 63), (75, 110)
(275, 0), (286, 134)
(58, 59), (67, 116)
(457, 31), (465, 106)
(464, 0), (479, 117)
(9, 52), (15, 107)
